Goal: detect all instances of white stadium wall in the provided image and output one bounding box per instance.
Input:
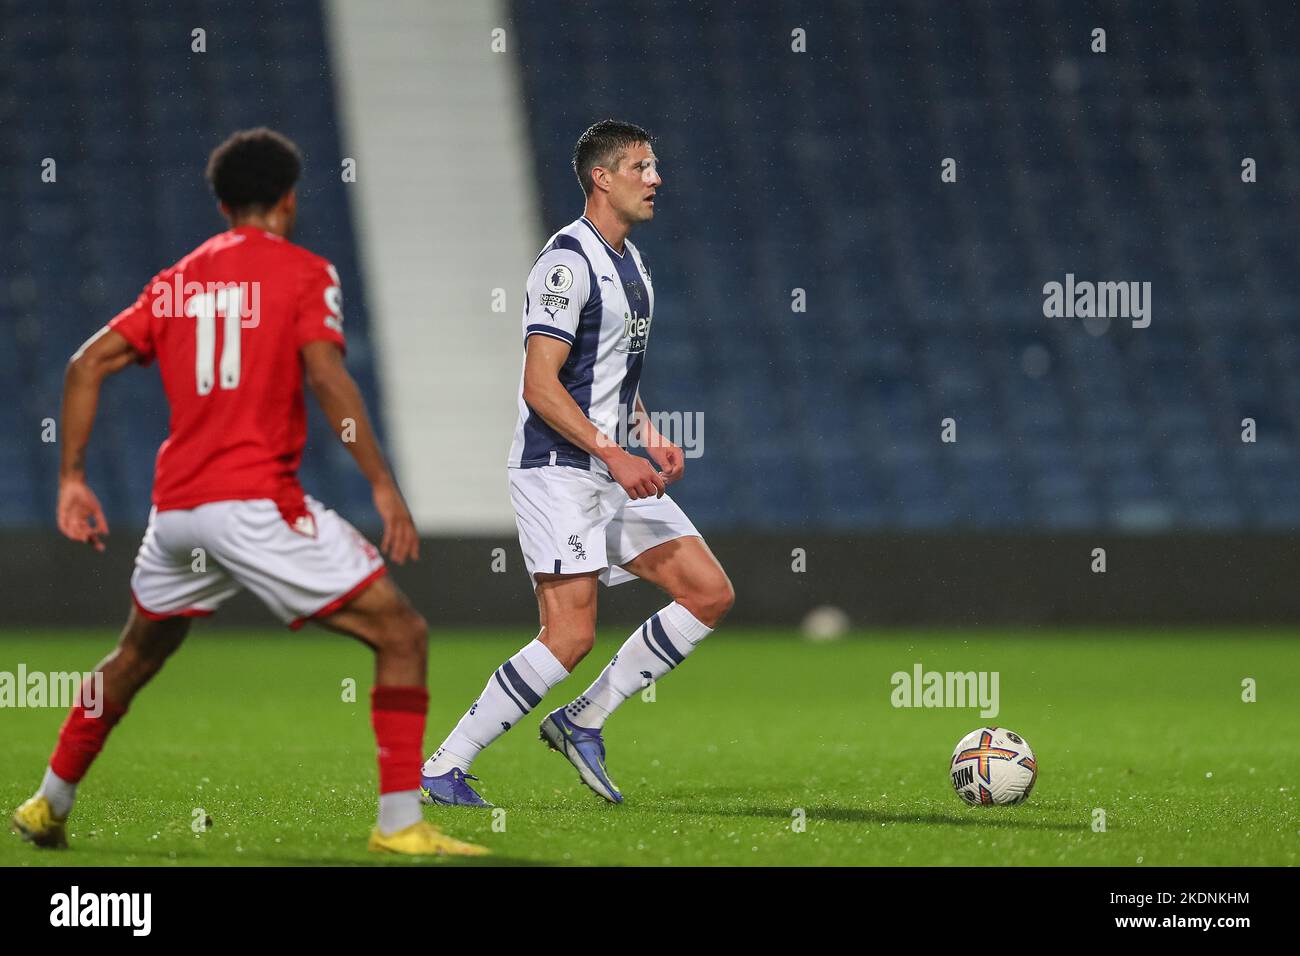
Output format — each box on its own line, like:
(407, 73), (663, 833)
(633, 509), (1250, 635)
(324, 0), (539, 532)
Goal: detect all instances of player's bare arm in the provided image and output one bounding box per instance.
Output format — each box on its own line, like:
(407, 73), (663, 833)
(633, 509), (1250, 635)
(301, 339), (419, 563)
(522, 334), (665, 499)
(57, 327), (140, 551)
(633, 392), (683, 484)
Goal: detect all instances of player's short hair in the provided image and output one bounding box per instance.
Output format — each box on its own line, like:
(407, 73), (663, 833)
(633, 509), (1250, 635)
(572, 120), (653, 195)
(205, 127), (302, 214)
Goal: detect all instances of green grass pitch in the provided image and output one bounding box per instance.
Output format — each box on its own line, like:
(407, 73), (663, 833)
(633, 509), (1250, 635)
(2, 627), (1297, 866)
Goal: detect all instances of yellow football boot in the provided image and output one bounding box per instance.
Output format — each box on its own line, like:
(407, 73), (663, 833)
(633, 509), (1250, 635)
(11, 795), (69, 849)
(367, 820), (489, 857)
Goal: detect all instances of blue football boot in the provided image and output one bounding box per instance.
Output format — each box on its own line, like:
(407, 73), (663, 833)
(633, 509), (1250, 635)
(539, 707), (623, 804)
(419, 766), (493, 807)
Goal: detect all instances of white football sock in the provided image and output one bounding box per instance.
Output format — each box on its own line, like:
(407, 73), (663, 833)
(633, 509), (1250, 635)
(566, 602), (713, 730)
(378, 790), (422, 835)
(423, 639), (568, 775)
(38, 766), (77, 818)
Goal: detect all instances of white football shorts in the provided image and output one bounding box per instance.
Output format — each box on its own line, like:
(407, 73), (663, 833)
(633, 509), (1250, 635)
(130, 496), (386, 628)
(509, 465), (700, 587)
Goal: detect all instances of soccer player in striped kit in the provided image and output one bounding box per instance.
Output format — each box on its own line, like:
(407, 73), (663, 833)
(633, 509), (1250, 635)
(421, 121), (734, 806)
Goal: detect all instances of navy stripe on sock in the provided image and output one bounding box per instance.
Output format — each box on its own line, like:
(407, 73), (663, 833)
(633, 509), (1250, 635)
(640, 622), (675, 669)
(494, 669), (529, 715)
(649, 613), (686, 665)
(501, 660), (543, 709)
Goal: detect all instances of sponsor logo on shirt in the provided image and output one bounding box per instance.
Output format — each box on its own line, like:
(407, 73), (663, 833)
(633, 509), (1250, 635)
(617, 311), (652, 354)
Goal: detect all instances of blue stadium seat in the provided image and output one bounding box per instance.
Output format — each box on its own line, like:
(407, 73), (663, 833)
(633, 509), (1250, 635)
(1, 0), (381, 528)
(507, 1), (1300, 529)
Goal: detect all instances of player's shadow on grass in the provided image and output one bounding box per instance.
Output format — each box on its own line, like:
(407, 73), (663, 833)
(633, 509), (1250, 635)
(677, 804), (1083, 832)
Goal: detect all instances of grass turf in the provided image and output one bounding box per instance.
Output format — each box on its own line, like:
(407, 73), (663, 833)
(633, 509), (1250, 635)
(1, 627), (1297, 866)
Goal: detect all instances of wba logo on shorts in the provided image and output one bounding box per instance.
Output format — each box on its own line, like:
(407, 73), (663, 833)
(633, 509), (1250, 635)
(567, 535), (586, 560)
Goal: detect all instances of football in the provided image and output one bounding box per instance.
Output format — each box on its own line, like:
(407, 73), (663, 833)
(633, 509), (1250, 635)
(950, 727), (1038, 806)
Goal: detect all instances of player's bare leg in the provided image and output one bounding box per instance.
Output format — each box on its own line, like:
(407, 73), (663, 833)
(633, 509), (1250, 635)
(317, 573), (428, 686)
(530, 572), (638, 802)
(576, 536), (734, 722)
(418, 572), (593, 806)
(533, 572), (600, 669)
(95, 608), (193, 706)
(543, 536), (735, 802)
(316, 574), (486, 855)
(618, 536), (735, 629)
(12, 609), (191, 848)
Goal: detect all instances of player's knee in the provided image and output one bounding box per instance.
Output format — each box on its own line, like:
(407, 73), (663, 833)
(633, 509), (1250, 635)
(372, 606), (426, 660)
(111, 644), (164, 682)
(406, 608), (429, 638)
(395, 608), (428, 659)
(549, 621), (596, 664)
(687, 575), (734, 628)
(569, 624), (598, 656)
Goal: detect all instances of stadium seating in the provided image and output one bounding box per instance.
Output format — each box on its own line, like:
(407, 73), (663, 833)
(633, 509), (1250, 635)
(0, 0), (381, 528)
(4, 0), (1297, 534)
(510, 0), (1300, 530)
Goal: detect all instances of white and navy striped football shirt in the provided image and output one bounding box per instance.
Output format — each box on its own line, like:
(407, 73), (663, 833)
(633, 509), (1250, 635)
(507, 216), (655, 474)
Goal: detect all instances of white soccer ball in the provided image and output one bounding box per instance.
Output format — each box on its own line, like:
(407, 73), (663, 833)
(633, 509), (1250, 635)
(800, 604), (850, 641)
(949, 726), (1038, 806)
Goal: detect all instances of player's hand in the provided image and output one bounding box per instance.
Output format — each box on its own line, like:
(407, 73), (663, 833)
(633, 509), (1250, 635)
(608, 450), (666, 500)
(57, 479), (109, 552)
(373, 480), (420, 564)
(647, 437), (685, 485)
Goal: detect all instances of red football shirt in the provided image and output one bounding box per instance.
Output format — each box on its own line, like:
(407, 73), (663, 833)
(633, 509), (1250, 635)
(108, 226), (346, 513)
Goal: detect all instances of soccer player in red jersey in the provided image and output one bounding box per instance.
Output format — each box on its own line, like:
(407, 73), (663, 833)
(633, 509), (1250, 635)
(10, 128), (485, 857)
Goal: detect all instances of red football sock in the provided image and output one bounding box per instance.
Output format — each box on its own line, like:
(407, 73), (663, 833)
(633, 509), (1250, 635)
(48, 693), (128, 784)
(370, 685), (428, 794)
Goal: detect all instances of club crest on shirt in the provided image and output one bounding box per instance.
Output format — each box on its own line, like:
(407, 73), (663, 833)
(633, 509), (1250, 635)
(290, 514), (317, 538)
(545, 264), (574, 294)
